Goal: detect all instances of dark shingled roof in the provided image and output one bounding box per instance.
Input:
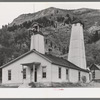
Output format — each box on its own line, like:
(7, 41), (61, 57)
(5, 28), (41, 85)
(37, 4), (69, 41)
(90, 64), (100, 70)
(42, 54), (89, 73)
(0, 49), (89, 73)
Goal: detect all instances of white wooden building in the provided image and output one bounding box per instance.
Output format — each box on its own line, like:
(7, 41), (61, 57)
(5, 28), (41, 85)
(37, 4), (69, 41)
(1, 22), (90, 86)
(90, 64), (100, 80)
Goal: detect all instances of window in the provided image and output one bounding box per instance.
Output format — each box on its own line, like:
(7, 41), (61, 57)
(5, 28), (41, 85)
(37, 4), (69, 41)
(78, 71), (81, 81)
(42, 66), (46, 78)
(92, 71), (95, 79)
(66, 69), (69, 80)
(23, 68), (26, 79)
(58, 67), (61, 79)
(8, 70), (11, 80)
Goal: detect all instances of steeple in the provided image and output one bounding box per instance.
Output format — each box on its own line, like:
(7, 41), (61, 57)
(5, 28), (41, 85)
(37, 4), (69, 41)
(29, 22), (45, 54)
(68, 22), (86, 69)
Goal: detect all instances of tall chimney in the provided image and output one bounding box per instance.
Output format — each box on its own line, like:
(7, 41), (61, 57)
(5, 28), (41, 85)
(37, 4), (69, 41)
(30, 23), (45, 54)
(68, 23), (86, 69)
(30, 34), (34, 50)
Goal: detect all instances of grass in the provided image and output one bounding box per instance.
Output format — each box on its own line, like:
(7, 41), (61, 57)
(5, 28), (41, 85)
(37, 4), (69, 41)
(50, 82), (84, 88)
(0, 85), (18, 88)
(29, 82), (87, 88)
(0, 81), (96, 88)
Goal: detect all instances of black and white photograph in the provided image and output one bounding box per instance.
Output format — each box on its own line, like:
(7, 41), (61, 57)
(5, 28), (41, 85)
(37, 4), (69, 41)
(0, 2), (100, 89)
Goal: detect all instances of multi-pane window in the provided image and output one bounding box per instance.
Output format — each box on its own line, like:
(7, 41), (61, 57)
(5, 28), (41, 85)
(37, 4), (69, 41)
(92, 71), (95, 79)
(66, 69), (69, 80)
(78, 71), (80, 81)
(8, 70), (11, 80)
(58, 67), (61, 79)
(23, 68), (26, 79)
(42, 66), (46, 78)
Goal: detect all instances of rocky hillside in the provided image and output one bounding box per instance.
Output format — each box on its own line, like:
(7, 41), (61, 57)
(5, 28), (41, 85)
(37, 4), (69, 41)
(1, 7), (100, 67)
(10, 7), (100, 28)
(9, 7), (72, 26)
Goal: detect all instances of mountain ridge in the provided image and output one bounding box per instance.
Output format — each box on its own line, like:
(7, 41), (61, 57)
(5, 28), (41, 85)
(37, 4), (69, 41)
(9, 7), (100, 27)
(1, 7), (100, 67)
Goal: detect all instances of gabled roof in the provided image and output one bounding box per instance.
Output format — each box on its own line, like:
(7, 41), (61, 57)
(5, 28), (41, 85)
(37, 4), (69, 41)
(0, 49), (51, 68)
(42, 54), (89, 72)
(0, 49), (89, 73)
(90, 64), (100, 70)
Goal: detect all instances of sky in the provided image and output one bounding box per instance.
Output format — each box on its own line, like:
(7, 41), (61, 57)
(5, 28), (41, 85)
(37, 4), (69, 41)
(1, 2), (100, 28)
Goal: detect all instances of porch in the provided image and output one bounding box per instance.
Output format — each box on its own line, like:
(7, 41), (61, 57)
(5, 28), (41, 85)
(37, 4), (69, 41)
(21, 62), (41, 83)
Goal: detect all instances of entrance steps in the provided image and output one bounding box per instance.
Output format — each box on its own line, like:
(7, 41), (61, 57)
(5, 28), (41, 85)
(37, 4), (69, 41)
(18, 83), (31, 88)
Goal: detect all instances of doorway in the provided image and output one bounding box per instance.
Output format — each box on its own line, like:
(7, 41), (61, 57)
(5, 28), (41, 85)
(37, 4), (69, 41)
(78, 71), (80, 81)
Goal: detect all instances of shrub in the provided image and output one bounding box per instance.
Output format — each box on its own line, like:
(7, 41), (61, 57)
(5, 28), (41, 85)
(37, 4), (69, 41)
(29, 82), (36, 87)
(82, 76), (87, 83)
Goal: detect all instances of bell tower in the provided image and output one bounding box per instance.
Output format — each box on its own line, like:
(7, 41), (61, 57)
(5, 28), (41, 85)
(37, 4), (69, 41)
(29, 22), (45, 54)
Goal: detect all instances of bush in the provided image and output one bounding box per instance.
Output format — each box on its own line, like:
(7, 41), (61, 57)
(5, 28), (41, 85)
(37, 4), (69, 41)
(51, 82), (82, 87)
(82, 76), (87, 83)
(29, 82), (36, 87)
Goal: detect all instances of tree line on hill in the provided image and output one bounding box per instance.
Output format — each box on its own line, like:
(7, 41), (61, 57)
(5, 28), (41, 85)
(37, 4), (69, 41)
(0, 14), (100, 67)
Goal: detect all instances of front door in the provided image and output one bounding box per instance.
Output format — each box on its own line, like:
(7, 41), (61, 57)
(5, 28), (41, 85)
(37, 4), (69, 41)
(78, 71), (80, 81)
(34, 67), (37, 82)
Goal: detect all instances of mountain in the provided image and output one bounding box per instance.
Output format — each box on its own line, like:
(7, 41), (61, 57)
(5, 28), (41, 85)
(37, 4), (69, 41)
(9, 7), (100, 29)
(1, 7), (100, 67)
(9, 7), (72, 26)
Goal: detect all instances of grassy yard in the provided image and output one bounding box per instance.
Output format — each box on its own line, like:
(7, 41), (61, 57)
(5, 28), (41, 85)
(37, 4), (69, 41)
(29, 82), (92, 88)
(0, 81), (100, 88)
(0, 85), (18, 88)
(30, 81), (100, 88)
